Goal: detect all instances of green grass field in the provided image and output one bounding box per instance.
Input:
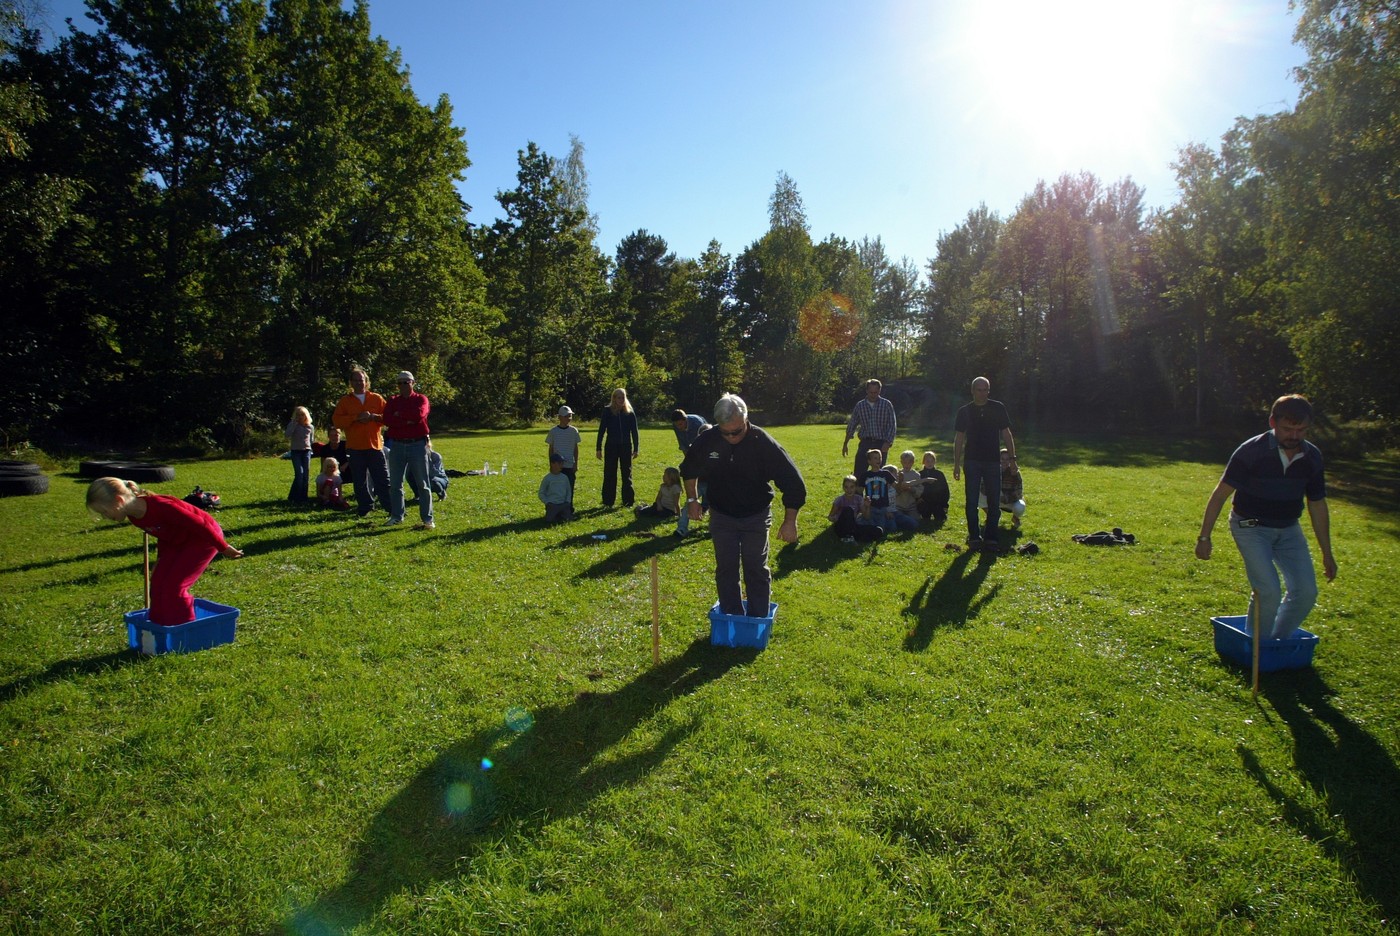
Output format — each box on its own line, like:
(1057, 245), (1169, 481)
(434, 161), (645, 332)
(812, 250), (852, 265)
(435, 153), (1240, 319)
(2, 426), (1397, 934)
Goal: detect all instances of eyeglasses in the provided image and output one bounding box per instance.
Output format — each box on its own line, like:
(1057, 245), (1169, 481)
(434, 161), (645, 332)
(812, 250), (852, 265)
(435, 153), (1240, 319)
(718, 424), (746, 438)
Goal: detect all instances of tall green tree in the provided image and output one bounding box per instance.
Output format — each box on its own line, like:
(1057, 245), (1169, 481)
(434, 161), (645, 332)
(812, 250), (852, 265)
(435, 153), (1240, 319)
(734, 172), (830, 414)
(1150, 134), (1283, 425)
(672, 239), (742, 412)
(250, 0), (490, 422)
(479, 141), (608, 421)
(918, 204), (1002, 398)
(1245, 0), (1400, 418)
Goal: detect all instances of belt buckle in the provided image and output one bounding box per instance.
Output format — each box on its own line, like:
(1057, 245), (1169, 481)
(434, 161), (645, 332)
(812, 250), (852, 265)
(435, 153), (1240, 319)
(1238, 517), (1259, 528)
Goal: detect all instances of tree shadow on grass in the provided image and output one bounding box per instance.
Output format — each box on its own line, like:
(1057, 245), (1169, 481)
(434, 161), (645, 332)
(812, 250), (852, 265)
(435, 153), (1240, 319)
(0, 650), (143, 704)
(290, 637), (758, 933)
(1238, 670), (1400, 923)
(902, 551), (1001, 651)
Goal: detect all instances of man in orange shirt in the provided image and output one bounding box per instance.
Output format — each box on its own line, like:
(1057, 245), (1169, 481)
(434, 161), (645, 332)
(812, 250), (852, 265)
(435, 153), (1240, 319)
(332, 368), (391, 518)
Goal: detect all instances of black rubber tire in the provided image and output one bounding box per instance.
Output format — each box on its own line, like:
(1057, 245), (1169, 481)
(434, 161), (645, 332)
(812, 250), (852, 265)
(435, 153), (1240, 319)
(0, 473), (49, 496)
(106, 461), (176, 483)
(80, 460), (176, 483)
(0, 460), (43, 475)
(79, 460), (123, 479)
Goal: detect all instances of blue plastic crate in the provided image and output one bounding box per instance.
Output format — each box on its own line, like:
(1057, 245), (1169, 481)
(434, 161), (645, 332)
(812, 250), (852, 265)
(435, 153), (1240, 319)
(1211, 614), (1318, 673)
(709, 601), (778, 649)
(125, 599), (239, 655)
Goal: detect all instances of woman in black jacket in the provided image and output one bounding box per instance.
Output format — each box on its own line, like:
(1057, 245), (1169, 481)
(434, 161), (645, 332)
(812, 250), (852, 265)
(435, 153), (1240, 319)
(595, 388), (640, 507)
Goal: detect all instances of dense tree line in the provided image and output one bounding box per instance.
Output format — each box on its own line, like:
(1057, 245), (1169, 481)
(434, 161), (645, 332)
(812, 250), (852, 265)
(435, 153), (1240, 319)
(1, 0), (1394, 450)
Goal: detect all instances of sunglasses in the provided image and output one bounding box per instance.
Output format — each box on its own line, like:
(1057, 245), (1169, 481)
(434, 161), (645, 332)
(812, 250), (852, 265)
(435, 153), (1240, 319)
(718, 424), (746, 438)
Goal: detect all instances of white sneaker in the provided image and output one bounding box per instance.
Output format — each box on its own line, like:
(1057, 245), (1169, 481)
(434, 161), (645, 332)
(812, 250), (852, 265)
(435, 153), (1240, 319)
(415, 521), (435, 530)
(384, 517), (404, 526)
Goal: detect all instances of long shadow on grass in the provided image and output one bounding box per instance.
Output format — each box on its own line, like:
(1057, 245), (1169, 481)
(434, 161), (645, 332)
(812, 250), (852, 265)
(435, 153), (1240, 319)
(1239, 670), (1400, 922)
(570, 528), (690, 579)
(291, 637), (758, 932)
(0, 650), (142, 704)
(902, 551), (1000, 651)
(770, 532), (873, 577)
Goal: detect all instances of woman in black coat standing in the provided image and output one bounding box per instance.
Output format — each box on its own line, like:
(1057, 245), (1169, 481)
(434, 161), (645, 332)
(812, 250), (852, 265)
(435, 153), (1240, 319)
(596, 387), (640, 507)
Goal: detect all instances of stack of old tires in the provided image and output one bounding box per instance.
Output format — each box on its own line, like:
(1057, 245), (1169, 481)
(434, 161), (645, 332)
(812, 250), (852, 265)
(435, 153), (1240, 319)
(0, 459), (49, 497)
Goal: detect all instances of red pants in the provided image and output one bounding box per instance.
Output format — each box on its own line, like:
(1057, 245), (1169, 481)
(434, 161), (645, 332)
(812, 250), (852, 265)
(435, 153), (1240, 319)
(148, 543), (219, 626)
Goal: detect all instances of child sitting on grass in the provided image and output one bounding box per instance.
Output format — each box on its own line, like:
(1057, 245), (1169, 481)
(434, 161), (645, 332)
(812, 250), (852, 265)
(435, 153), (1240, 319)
(829, 474), (885, 543)
(316, 457), (351, 510)
(539, 453), (573, 523)
(890, 450), (923, 532)
(918, 451), (950, 523)
(634, 467), (683, 519)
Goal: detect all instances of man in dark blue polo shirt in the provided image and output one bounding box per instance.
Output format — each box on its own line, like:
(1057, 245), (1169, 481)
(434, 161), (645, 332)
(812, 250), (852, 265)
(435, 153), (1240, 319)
(1196, 394), (1337, 639)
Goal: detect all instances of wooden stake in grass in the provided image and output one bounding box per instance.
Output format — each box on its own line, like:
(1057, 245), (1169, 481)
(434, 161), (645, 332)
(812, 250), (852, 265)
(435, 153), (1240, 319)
(1251, 589), (1261, 700)
(143, 532), (151, 611)
(650, 555), (661, 666)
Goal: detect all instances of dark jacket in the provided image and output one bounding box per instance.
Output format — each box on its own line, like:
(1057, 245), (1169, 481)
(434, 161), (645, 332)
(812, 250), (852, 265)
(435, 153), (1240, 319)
(680, 424), (806, 518)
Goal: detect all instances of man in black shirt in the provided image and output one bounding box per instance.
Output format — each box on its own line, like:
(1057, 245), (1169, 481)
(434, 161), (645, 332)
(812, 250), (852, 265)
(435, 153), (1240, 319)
(681, 394), (806, 616)
(1196, 394), (1337, 638)
(953, 377), (1017, 550)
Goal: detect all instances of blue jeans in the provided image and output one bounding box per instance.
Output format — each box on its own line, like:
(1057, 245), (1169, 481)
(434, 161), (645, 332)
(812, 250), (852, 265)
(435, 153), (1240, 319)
(1229, 516), (1318, 639)
(288, 450), (311, 502)
(963, 459), (1001, 540)
(710, 508), (772, 616)
(387, 438), (433, 524)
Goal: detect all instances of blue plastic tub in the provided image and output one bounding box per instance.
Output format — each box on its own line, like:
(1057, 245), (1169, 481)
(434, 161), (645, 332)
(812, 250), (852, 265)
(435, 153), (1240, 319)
(125, 599), (239, 655)
(709, 601), (778, 649)
(1211, 614), (1318, 672)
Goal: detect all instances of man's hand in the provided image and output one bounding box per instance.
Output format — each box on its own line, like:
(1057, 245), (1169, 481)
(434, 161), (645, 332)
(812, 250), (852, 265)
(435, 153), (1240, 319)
(953, 465), (961, 481)
(841, 440), (849, 457)
(1194, 538), (1212, 561)
(595, 450), (602, 460)
(1322, 553), (1338, 581)
(777, 517), (798, 543)
(688, 501), (703, 521)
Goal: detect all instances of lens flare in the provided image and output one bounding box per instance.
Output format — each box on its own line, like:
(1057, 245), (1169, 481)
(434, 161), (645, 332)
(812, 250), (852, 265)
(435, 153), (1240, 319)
(504, 706), (535, 733)
(444, 780), (475, 815)
(798, 291), (860, 352)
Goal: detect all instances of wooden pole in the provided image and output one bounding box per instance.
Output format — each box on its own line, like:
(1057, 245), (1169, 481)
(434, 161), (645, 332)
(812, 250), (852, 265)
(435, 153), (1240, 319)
(143, 532), (151, 611)
(1251, 589), (1261, 700)
(650, 555), (661, 666)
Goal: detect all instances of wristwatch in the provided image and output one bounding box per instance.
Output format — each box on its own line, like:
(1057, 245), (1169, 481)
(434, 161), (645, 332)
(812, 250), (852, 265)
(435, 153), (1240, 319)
(686, 497), (698, 503)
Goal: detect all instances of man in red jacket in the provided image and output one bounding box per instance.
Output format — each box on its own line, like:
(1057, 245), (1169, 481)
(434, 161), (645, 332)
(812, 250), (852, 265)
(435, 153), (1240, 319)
(382, 370), (435, 530)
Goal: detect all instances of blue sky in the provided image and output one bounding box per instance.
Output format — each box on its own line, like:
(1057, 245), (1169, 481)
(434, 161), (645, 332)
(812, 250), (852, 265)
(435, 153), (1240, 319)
(43, 0), (1306, 269)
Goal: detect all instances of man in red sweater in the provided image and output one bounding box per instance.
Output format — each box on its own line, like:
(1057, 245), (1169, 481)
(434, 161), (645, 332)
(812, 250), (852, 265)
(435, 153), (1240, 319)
(382, 370), (435, 530)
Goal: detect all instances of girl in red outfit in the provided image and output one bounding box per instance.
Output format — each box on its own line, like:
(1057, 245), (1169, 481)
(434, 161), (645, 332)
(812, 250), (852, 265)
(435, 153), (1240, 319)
(87, 477), (244, 625)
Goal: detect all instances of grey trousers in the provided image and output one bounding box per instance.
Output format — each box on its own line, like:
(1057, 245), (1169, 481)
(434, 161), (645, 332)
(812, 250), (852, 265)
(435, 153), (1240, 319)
(710, 508), (773, 616)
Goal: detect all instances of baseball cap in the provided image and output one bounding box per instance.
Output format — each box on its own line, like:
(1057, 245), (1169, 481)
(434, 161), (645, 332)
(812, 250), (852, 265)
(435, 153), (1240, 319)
(558, 405), (573, 417)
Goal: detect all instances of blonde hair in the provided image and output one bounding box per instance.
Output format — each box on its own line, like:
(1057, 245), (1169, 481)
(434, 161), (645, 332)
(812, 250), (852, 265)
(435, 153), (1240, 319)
(843, 474), (859, 488)
(86, 477), (144, 516)
(923, 451), (938, 465)
(610, 388), (633, 413)
(292, 406), (311, 426)
(900, 450), (915, 462)
(321, 457), (340, 473)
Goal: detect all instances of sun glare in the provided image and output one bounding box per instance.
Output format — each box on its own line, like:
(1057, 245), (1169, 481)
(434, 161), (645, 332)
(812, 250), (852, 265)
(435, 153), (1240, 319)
(948, 0), (1198, 166)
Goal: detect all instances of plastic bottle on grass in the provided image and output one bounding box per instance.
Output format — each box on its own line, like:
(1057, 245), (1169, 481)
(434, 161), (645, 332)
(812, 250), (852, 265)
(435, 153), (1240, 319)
(501, 460), (508, 476)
